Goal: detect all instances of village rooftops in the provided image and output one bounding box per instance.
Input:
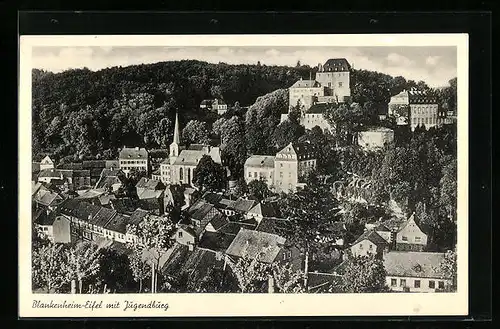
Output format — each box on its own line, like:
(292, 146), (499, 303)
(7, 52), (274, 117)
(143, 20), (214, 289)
(137, 189), (164, 200)
(103, 213), (129, 234)
(248, 202), (280, 218)
(119, 147), (148, 159)
(172, 150), (205, 166)
(135, 177), (163, 190)
(227, 198), (258, 214)
(198, 231), (237, 253)
(88, 207), (117, 227)
(352, 230), (389, 247)
(254, 217), (289, 235)
(74, 189), (106, 200)
(383, 251), (449, 279)
(226, 228), (286, 264)
(58, 199), (101, 221)
(244, 155), (276, 168)
(100, 168), (124, 177)
(109, 198), (137, 215)
(33, 186), (64, 207)
(290, 79), (321, 88)
(128, 208), (151, 226)
(392, 89), (438, 104)
(276, 141), (316, 159)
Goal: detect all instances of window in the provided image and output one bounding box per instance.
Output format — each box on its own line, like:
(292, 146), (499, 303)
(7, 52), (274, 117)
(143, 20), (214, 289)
(391, 279), (397, 287)
(415, 236), (421, 243)
(179, 168), (183, 180)
(429, 280), (435, 289)
(280, 163), (283, 167)
(402, 236), (408, 241)
(359, 243), (363, 249)
(438, 281), (445, 289)
(248, 172), (252, 178)
(178, 231), (183, 238)
(338, 82), (343, 87)
(369, 244), (373, 250)
(414, 280), (421, 288)
(280, 172), (283, 178)
(254, 172), (257, 178)
(400, 279), (407, 287)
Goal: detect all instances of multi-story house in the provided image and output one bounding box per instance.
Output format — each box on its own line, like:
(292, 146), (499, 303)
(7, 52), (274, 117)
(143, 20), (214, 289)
(315, 58), (351, 103)
(39, 155), (55, 171)
(244, 142), (317, 193)
(395, 213), (428, 251)
(350, 230), (389, 258)
(200, 98), (228, 115)
(119, 147), (149, 177)
(388, 89), (439, 131)
(384, 251), (452, 292)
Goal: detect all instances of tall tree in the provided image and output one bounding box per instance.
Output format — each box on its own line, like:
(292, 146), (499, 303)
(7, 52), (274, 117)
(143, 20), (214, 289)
(182, 120), (211, 145)
(247, 179), (273, 201)
(126, 212), (176, 293)
(439, 249), (457, 292)
(63, 242), (102, 294)
(229, 256), (270, 293)
(340, 254), (387, 293)
(192, 155), (226, 192)
(32, 242), (69, 293)
(96, 248), (135, 293)
(128, 248), (151, 293)
(278, 185), (340, 288)
(271, 263), (306, 293)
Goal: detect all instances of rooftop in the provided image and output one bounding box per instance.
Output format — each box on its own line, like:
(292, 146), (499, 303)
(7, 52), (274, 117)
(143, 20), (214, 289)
(119, 147), (148, 159)
(383, 251), (449, 279)
(290, 79), (321, 88)
(244, 155), (276, 168)
(227, 198), (258, 214)
(226, 228), (286, 264)
(352, 230), (389, 247)
(322, 58), (351, 72)
(135, 177), (163, 190)
(198, 231), (237, 253)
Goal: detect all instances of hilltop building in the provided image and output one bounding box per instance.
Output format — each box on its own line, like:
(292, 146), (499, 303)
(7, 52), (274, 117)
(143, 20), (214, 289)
(244, 141), (317, 193)
(200, 98), (228, 115)
(388, 89), (439, 131)
(288, 58), (351, 113)
(160, 113), (222, 186)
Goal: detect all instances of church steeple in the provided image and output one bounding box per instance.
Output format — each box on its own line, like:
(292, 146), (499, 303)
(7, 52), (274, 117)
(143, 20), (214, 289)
(169, 111), (182, 163)
(173, 111), (180, 145)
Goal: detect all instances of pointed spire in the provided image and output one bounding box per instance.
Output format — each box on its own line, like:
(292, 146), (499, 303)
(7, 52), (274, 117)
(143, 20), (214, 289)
(173, 111), (180, 144)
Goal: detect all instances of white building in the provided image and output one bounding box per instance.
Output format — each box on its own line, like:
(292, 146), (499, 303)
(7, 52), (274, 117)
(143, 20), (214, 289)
(119, 147), (149, 177)
(357, 127), (394, 150)
(388, 89), (439, 131)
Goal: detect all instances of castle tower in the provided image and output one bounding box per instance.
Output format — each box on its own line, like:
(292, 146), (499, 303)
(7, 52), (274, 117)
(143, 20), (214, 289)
(169, 112), (182, 164)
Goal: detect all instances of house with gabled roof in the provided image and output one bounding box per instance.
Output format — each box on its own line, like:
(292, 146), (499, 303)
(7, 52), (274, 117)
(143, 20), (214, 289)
(384, 251), (451, 292)
(394, 213), (428, 251)
(225, 228), (302, 270)
(350, 230), (389, 258)
(119, 147), (149, 177)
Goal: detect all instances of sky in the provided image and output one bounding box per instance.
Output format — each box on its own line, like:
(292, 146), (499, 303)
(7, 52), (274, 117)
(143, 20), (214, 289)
(32, 46), (457, 87)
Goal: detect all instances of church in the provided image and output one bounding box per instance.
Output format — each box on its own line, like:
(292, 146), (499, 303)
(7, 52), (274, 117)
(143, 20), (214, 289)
(159, 113), (222, 186)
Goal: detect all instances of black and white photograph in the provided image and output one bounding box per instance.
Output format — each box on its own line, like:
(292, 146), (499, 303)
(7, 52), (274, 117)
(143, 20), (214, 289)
(19, 34), (468, 317)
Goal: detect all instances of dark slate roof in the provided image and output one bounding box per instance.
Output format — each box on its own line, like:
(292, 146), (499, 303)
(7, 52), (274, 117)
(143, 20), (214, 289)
(74, 189), (106, 200)
(323, 58), (351, 71)
(307, 103), (330, 114)
(96, 176), (124, 190)
(33, 188), (64, 207)
(89, 207), (117, 227)
(137, 198), (162, 212)
(82, 160), (106, 168)
(217, 222), (242, 235)
(58, 199), (101, 221)
(33, 208), (57, 226)
(72, 169), (91, 177)
(201, 192), (224, 206)
(128, 208), (151, 225)
(227, 198), (258, 213)
(161, 244), (225, 283)
(226, 228), (286, 264)
(198, 231), (237, 252)
(104, 213), (129, 234)
(119, 147), (148, 159)
(383, 251), (449, 279)
(248, 202), (280, 218)
(58, 163), (84, 170)
(255, 217), (289, 235)
(209, 213), (230, 231)
(100, 168), (124, 178)
(38, 169), (63, 178)
(105, 160), (120, 169)
(110, 198), (139, 215)
(352, 230), (389, 247)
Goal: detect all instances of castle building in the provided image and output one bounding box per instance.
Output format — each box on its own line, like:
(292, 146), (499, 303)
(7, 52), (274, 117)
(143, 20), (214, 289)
(288, 58), (352, 113)
(160, 112), (222, 186)
(244, 142), (317, 193)
(388, 89), (439, 131)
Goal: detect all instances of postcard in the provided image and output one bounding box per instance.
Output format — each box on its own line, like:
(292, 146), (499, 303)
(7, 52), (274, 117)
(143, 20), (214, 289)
(19, 33), (468, 317)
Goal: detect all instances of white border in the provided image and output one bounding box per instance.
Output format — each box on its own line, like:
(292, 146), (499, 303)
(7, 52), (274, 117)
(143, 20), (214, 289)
(19, 34), (469, 317)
